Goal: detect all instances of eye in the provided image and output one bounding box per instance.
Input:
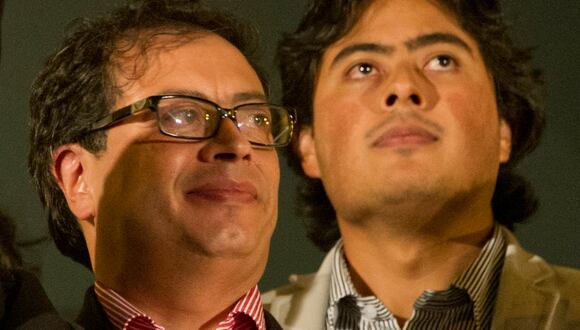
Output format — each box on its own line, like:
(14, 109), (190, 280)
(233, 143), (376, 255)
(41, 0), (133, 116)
(247, 112), (271, 128)
(159, 106), (210, 135)
(425, 55), (457, 71)
(165, 108), (201, 125)
(346, 62), (377, 79)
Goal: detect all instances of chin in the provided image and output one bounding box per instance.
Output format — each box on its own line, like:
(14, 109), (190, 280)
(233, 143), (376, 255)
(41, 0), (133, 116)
(184, 228), (262, 258)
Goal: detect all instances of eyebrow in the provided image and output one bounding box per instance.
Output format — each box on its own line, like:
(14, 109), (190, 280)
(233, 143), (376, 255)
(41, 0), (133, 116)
(331, 43), (395, 68)
(158, 89), (267, 104)
(232, 92), (268, 103)
(405, 32), (472, 54)
(330, 32), (473, 68)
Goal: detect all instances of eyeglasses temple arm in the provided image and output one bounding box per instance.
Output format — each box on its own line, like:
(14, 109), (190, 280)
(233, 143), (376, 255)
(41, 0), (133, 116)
(91, 98), (154, 130)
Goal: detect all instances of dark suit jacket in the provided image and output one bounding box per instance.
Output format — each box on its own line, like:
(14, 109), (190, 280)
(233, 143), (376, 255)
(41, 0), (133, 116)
(0, 269), (73, 329)
(76, 286), (283, 330)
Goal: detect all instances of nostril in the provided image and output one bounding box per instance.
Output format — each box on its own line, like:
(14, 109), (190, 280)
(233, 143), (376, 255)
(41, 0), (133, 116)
(214, 152), (238, 161)
(386, 94), (397, 106)
(410, 94), (421, 105)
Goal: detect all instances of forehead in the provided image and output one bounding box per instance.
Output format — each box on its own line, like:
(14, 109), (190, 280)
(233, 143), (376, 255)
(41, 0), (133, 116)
(107, 30), (263, 105)
(327, 0), (470, 51)
(107, 29), (206, 90)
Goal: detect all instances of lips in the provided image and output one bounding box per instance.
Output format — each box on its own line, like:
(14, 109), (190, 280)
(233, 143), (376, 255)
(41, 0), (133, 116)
(372, 126), (439, 148)
(186, 179), (258, 203)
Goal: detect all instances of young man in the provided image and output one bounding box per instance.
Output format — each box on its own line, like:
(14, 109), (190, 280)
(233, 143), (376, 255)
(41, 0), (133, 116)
(29, 1), (293, 329)
(265, 0), (580, 329)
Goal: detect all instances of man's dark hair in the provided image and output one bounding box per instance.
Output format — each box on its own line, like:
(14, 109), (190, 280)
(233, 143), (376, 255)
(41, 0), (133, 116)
(278, 0), (545, 251)
(29, 0), (264, 269)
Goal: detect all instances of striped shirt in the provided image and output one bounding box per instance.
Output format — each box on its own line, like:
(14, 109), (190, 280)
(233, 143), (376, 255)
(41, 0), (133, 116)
(95, 282), (266, 330)
(326, 225), (506, 330)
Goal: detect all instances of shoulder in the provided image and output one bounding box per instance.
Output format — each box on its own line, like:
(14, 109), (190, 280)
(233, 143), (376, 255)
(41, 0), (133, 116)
(263, 246), (335, 309)
(494, 227), (580, 327)
(263, 248), (336, 329)
(502, 226), (580, 293)
(548, 264), (580, 300)
(502, 226), (580, 287)
(262, 273), (319, 307)
(0, 269), (74, 329)
(74, 286), (113, 330)
(263, 272), (328, 330)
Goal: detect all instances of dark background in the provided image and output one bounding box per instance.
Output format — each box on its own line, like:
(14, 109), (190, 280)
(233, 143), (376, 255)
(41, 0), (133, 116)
(0, 0), (578, 319)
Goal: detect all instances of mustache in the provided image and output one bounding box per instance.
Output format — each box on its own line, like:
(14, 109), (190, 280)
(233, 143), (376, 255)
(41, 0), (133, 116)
(181, 165), (258, 185)
(365, 109), (444, 140)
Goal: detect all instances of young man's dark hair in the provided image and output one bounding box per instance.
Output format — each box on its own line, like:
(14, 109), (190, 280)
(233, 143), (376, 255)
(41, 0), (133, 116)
(279, 0), (544, 251)
(29, 0), (265, 269)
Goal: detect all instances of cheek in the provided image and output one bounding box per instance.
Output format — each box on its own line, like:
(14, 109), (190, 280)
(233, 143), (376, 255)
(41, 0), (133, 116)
(313, 74), (362, 136)
(444, 88), (502, 173)
(445, 88), (499, 141)
(95, 144), (173, 229)
(258, 152), (280, 192)
(313, 95), (363, 149)
(121, 144), (188, 200)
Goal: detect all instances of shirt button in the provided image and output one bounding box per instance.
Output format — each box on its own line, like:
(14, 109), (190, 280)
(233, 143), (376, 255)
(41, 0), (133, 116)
(362, 305), (377, 319)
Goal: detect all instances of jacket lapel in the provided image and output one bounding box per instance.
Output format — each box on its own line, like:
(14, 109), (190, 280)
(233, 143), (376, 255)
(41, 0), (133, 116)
(492, 228), (561, 329)
(266, 247), (335, 329)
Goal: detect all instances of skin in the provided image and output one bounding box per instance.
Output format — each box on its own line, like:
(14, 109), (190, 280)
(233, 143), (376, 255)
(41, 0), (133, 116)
(53, 32), (279, 329)
(299, 0), (512, 324)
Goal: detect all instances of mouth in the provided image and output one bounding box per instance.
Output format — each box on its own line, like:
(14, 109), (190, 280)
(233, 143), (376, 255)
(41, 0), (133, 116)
(372, 126), (439, 148)
(186, 179), (258, 203)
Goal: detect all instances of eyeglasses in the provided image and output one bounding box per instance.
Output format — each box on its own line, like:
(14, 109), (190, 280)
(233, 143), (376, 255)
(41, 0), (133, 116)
(88, 95), (296, 147)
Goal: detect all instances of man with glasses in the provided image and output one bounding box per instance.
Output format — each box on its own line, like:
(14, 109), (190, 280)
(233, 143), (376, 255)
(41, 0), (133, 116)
(265, 0), (580, 329)
(29, 1), (291, 329)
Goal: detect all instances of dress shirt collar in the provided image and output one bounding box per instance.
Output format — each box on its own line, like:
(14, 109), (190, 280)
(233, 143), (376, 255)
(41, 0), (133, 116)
(95, 281), (266, 330)
(453, 224), (506, 328)
(327, 224), (506, 329)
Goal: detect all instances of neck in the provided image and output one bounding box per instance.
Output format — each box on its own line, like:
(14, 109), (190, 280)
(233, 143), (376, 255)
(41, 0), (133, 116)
(96, 252), (265, 329)
(338, 195), (494, 322)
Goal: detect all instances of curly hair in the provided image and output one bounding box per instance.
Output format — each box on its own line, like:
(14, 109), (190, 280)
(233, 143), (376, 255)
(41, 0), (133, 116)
(278, 0), (545, 251)
(28, 0), (264, 269)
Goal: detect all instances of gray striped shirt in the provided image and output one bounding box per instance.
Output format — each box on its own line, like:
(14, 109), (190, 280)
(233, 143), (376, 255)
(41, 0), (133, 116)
(326, 225), (506, 330)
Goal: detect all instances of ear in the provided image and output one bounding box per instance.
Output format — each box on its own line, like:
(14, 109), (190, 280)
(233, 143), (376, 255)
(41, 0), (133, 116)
(52, 145), (96, 224)
(499, 119), (512, 164)
(298, 127), (321, 178)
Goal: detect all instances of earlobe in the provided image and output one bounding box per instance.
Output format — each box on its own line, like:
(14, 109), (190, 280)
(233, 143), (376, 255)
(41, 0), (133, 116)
(499, 119), (512, 163)
(52, 145), (96, 223)
(298, 128), (321, 178)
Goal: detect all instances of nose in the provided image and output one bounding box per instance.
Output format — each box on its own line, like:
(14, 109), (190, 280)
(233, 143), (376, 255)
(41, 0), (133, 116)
(383, 65), (437, 112)
(198, 118), (252, 162)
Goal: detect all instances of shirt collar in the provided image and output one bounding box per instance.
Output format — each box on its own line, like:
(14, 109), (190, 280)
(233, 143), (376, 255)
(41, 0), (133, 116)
(217, 285), (266, 330)
(328, 223), (506, 328)
(95, 281), (265, 330)
(452, 224), (506, 328)
(94, 282), (164, 330)
(328, 240), (358, 307)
